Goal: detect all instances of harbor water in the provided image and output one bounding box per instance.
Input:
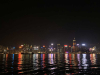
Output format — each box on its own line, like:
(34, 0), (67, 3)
(0, 53), (100, 75)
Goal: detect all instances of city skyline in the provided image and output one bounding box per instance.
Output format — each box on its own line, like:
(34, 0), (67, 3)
(0, 37), (99, 47)
(0, 1), (100, 74)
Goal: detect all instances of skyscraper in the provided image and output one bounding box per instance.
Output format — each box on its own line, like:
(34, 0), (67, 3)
(64, 45), (68, 52)
(57, 44), (63, 53)
(57, 44), (60, 52)
(73, 38), (76, 46)
(73, 38), (76, 52)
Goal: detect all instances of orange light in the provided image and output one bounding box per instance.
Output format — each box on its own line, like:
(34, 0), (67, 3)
(19, 46), (22, 48)
(43, 45), (45, 47)
(69, 46), (71, 47)
(7, 47), (9, 50)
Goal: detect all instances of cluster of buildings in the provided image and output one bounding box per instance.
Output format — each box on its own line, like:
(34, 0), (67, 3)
(0, 38), (98, 54)
(18, 38), (96, 53)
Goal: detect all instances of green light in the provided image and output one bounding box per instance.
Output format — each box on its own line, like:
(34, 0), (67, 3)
(24, 44), (25, 45)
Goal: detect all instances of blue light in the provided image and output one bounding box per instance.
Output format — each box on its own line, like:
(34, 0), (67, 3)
(12, 54), (14, 60)
(41, 47), (43, 48)
(13, 47), (15, 49)
(12, 54), (14, 66)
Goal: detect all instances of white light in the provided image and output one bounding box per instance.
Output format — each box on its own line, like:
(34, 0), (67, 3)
(21, 45), (23, 46)
(49, 49), (51, 51)
(92, 49), (94, 50)
(82, 44), (85, 46)
(37, 47), (38, 48)
(65, 46), (67, 47)
(51, 43), (53, 45)
(34, 47), (36, 48)
(77, 44), (79, 46)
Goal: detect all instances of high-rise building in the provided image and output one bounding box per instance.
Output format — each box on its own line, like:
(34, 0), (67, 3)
(57, 44), (63, 53)
(57, 44), (60, 52)
(33, 45), (40, 53)
(73, 38), (76, 52)
(48, 43), (54, 52)
(41, 45), (46, 53)
(73, 38), (76, 46)
(64, 45), (68, 52)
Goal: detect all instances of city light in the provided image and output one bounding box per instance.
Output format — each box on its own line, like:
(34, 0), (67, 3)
(64, 45), (67, 47)
(51, 43), (53, 45)
(21, 45), (24, 46)
(34, 47), (38, 48)
(7, 47), (9, 50)
(13, 47), (15, 49)
(43, 45), (45, 47)
(82, 44), (85, 46)
(89, 48), (92, 51)
(66, 52), (68, 53)
(19, 46), (22, 48)
(77, 44), (79, 46)
(34, 47), (36, 48)
(57, 44), (60, 45)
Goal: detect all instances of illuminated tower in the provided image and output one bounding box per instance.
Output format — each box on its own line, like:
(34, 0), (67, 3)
(57, 44), (60, 52)
(73, 38), (76, 52)
(64, 45), (68, 52)
(73, 38), (76, 46)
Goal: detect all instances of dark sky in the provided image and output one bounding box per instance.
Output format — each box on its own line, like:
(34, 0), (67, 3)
(0, 0), (100, 47)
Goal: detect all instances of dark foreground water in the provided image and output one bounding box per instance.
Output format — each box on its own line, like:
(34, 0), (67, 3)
(0, 53), (100, 75)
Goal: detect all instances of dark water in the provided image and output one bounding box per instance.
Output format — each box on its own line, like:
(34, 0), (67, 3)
(0, 53), (100, 75)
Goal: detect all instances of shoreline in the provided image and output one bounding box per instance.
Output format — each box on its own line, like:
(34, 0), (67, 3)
(0, 52), (100, 54)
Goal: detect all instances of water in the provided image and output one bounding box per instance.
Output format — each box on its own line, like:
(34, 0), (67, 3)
(0, 53), (100, 75)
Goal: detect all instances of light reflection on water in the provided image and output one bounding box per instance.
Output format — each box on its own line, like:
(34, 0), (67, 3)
(0, 53), (100, 74)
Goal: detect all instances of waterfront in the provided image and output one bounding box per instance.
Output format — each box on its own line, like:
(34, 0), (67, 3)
(0, 53), (100, 75)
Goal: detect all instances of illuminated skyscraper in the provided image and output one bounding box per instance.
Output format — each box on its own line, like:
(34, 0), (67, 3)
(64, 45), (68, 52)
(41, 45), (46, 53)
(73, 38), (76, 52)
(33, 45), (40, 53)
(48, 43), (54, 52)
(73, 38), (76, 46)
(57, 44), (60, 52)
(56, 44), (63, 53)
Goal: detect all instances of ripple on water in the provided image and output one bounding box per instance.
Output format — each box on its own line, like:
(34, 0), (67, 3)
(0, 53), (100, 74)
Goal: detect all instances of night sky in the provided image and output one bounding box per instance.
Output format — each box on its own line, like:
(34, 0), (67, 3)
(0, 0), (100, 47)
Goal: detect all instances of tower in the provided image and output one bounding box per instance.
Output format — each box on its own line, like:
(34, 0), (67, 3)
(57, 44), (60, 52)
(73, 38), (76, 52)
(73, 38), (76, 46)
(64, 45), (68, 52)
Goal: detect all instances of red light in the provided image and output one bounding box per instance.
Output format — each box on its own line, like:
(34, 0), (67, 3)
(64, 45), (67, 47)
(64, 45), (67, 46)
